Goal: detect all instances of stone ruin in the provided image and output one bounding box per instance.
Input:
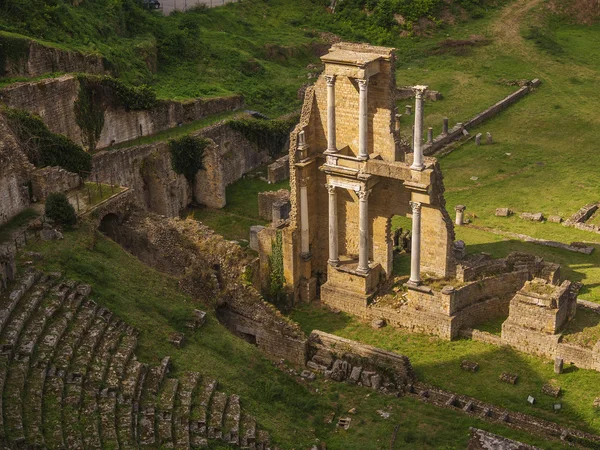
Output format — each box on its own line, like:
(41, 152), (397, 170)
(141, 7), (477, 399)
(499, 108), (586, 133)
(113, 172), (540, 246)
(255, 41), (596, 372)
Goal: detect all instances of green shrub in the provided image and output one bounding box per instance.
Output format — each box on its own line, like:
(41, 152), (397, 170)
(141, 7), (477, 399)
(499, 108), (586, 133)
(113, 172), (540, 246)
(5, 108), (92, 174)
(169, 135), (209, 182)
(45, 192), (77, 227)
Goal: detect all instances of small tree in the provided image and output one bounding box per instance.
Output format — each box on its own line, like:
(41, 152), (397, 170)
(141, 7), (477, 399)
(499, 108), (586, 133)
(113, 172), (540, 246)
(45, 192), (77, 227)
(169, 135), (209, 200)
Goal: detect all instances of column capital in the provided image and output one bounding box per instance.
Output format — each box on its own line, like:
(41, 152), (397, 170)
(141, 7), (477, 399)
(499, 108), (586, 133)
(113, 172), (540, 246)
(412, 85), (428, 99)
(454, 204), (466, 213)
(325, 183), (336, 194)
(356, 188), (371, 201)
(325, 74), (337, 86)
(357, 78), (369, 90)
(409, 201), (422, 214)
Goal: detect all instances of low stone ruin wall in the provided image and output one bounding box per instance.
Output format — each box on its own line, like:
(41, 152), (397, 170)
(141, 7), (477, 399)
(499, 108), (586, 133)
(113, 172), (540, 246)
(258, 190), (290, 222)
(0, 247), (17, 294)
(467, 428), (540, 450)
(1, 38), (107, 78)
(563, 203), (600, 234)
(423, 79), (541, 156)
(306, 330), (415, 391)
(30, 166), (81, 200)
(267, 154), (290, 183)
(0, 75), (244, 150)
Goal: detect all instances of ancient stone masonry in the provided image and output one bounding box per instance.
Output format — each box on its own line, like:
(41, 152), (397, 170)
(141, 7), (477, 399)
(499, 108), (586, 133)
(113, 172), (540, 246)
(98, 209), (307, 366)
(30, 166), (81, 201)
(265, 42), (595, 373)
(0, 269), (281, 449)
(0, 114), (34, 225)
(1, 38), (107, 78)
(280, 42), (455, 312)
(0, 75), (244, 150)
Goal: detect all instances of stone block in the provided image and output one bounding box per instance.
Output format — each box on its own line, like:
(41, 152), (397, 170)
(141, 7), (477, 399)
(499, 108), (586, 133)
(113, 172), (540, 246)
(495, 208), (512, 217)
(548, 215), (563, 223)
(542, 383), (561, 398)
(271, 200), (291, 224)
(168, 332), (185, 349)
(258, 190), (290, 221)
(371, 318), (385, 329)
(520, 212), (544, 222)
(267, 155), (290, 184)
(499, 372), (518, 384)
(330, 359), (351, 382)
(554, 357), (563, 374)
(370, 374), (382, 390)
(249, 225), (265, 252)
(460, 360), (478, 373)
(348, 366), (362, 383)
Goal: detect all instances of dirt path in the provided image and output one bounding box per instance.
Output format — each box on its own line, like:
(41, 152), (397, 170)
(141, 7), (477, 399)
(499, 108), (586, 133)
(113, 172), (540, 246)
(490, 0), (545, 49)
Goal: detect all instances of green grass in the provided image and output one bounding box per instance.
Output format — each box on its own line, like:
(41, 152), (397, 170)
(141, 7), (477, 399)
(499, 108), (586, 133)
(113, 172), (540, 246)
(191, 169), (289, 242)
(473, 316), (505, 336)
(0, 209), (39, 244)
(18, 223), (565, 449)
(290, 303), (600, 438)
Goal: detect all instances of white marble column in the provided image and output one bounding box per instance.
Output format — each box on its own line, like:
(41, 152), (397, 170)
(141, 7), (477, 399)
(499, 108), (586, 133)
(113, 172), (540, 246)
(357, 188), (371, 273)
(327, 184), (339, 266)
(357, 78), (369, 160)
(300, 183), (310, 255)
(409, 201), (422, 285)
(411, 85), (428, 171)
(455, 204), (466, 226)
(325, 75), (337, 154)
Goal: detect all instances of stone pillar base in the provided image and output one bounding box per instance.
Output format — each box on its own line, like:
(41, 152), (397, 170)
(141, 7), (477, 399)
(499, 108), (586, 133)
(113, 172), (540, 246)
(299, 276), (318, 303)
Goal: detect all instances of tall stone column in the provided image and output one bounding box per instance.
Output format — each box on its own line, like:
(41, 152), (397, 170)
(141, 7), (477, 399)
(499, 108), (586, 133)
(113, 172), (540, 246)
(357, 188), (371, 273)
(408, 201), (422, 285)
(357, 78), (369, 160)
(325, 75), (337, 154)
(411, 85), (428, 171)
(300, 182), (310, 255)
(326, 184), (339, 266)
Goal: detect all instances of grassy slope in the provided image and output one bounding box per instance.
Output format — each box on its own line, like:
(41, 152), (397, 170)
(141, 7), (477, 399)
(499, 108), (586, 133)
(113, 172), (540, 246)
(19, 225), (562, 449)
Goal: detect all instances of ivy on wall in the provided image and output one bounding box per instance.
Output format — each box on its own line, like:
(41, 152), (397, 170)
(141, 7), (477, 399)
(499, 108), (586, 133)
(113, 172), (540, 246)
(74, 77), (105, 152)
(168, 135), (209, 182)
(228, 115), (298, 159)
(268, 230), (285, 303)
(5, 107), (92, 175)
(0, 34), (30, 76)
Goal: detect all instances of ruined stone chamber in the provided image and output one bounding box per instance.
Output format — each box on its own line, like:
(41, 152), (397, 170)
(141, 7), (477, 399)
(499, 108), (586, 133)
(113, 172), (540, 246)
(277, 43), (455, 331)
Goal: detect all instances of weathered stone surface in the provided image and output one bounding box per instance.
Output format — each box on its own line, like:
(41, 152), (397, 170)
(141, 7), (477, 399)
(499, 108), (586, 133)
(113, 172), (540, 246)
(520, 212), (544, 222)
(348, 366), (362, 383)
(499, 372), (518, 384)
(460, 360), (479, 373)
(330, 359), (351, 382)
(542, 383), (561, 398)
(267, 154), (290, 184)
(468, 428), (541, 449)
(547, 215), (563, 223)
(495, 208), (513, 217)
(554, 357), (564, 374)
(249, 225), (265, 252)
(371, 318), (386, 329)
(258, 190), (290, 222)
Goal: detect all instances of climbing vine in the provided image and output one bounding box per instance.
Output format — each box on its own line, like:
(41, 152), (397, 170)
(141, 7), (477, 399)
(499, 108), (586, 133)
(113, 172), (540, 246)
(0, 34), (30, 76)
(268, 230), (285, 303)
(74, 77), (105, 152)
(228, 116), (298, 158)
(169, 135), (209, 182)
(5, 107), (92, 175)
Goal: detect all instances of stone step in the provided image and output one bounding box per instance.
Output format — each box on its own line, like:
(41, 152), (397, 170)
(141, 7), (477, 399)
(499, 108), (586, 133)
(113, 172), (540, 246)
(22, 363), (46, 447)
(116, 400), (136, 450)
(69, 312), (112, 378)
(0, 356), (8, 439)
(81, 384), (102, 449)
(156, 378), (179, 447)
(99, 392), (119, 449)
(52, 300), (99, 370)
(190, 378), (217, 448)
(106, 327), (138, 389)
(0, 274), (57, 355)
(16, 280), (72, 356)
(63, 381), (85, 450)
(0, 270), (41, 336)
(174, 371), (200, 450)
(87, 320), (127, 385)
(33, 289), (91, 365)
(142, 356), (171, 400)
(138, 356), (171, 446)
(3, 357), (28, 442)
(121, 359), (145, 403)
(255, 430), (270, 450)
(138, 406), (156, 446)
(222, 394), (241, 446)
(240, 414), (256, 449)
(42, 372), (65, 448)
(207, 391), (228, 440)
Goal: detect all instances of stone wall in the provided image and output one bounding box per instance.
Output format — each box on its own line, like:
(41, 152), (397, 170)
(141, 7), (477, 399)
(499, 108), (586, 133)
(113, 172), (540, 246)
(0, 247), (17, 294)
(467, 428), (540, 450)
(258, 190), (290, 221)
(0, 75), (244, 150)
(1, 39), (106, 78)
(30, 166), (81, 200)
(267, 154), (290, 183)
(90, 120), (272, 216)
(0, 114), (33, 225)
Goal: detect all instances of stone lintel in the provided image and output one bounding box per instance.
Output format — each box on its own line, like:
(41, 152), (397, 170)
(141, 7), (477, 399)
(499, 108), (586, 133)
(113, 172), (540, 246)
(364, 159), (433, 185)
(294, 157), (317, 168)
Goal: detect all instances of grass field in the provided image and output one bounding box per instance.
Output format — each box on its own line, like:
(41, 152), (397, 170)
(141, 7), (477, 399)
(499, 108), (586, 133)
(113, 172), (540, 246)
(20, 224), (565, 449)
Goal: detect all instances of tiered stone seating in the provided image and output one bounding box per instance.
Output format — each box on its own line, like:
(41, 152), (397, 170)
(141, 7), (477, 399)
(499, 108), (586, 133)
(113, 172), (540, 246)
(0, 273), (277, 450)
